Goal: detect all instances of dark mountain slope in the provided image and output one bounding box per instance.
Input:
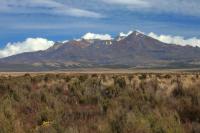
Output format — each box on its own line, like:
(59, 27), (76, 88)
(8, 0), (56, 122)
(0, 31), (200, 71)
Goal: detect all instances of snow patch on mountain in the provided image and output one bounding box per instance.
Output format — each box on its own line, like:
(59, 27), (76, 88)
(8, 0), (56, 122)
(119, 31), (133, 37)
(116, 31), (133, 41)
(62, 40), (69, 43)
(119, 30), (144, 37)
(135, 30), (145, 36)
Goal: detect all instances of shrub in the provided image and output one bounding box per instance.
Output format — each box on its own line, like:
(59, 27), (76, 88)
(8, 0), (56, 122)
(0, 73), (199, 133)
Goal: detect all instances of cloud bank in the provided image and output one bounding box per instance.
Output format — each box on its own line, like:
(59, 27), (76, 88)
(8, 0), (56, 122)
(103, 0), (200, 16)
(3, 0), (199, 18)
(148, 32), (200, 47)
(82, 33), (113, 40)
(0, 0), (103, 18)
(102, 0), (150, 7)
(0, 38), (54, 58)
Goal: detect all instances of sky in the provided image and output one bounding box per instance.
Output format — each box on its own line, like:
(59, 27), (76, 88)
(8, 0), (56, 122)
(0, 0), (200, 57)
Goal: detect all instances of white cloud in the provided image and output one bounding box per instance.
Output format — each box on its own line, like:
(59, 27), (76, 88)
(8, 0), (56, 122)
(119, 31), (133, 37)
(0, 38), (54, 58)
(57, 8), (103, 18)
(102, 0), (150, 7)
(0, 0), (103, 18)
(148, 32), (200, 47)
(82, 33), (113, 40)
(102, 0), (200, 16)
(116, 31), (133, 41)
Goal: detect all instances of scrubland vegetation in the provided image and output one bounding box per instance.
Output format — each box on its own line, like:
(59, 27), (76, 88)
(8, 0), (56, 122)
(0, 73), (200, 133)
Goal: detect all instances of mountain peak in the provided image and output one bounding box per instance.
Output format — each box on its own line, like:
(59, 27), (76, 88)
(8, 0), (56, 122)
(115, 30), (145, 41)
(124, 30), (146, 40)
(115, 31), (132, 41)
(131, 30), (145, 36)
(119, 31), (133, 37)
(117, 30), (146, 41)
(1, 30), (200, 71)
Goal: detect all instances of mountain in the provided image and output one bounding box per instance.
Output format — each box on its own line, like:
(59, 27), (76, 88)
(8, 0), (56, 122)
(1, 31), (200, 71)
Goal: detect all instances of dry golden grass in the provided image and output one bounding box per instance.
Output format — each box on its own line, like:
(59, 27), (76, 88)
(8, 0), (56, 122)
(0, 72), (199, 133)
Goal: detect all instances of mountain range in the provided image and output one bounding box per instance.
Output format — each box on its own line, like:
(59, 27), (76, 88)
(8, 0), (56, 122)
(1, 31), (200, 71)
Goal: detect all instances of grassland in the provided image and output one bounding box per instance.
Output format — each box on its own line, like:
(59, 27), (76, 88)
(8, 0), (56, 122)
(0, 72), (199, 133)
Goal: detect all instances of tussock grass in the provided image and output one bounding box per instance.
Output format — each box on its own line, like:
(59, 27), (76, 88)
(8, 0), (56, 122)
(0, 73), (199, 133)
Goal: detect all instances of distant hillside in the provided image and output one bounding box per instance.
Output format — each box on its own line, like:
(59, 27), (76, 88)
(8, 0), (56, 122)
(1, 31), (200, 71)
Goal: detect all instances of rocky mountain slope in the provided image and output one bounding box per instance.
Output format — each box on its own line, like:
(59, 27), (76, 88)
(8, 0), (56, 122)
(1, 31), (200, 71)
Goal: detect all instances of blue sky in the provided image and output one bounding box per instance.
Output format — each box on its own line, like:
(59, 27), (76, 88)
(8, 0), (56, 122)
(0, 0), (200, 49)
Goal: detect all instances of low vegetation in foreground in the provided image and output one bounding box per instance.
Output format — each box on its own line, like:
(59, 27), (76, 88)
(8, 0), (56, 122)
(0, 73), (200, 133)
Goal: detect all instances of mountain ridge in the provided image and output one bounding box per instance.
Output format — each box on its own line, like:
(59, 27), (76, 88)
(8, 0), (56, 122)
(1, 31), (200, 71)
